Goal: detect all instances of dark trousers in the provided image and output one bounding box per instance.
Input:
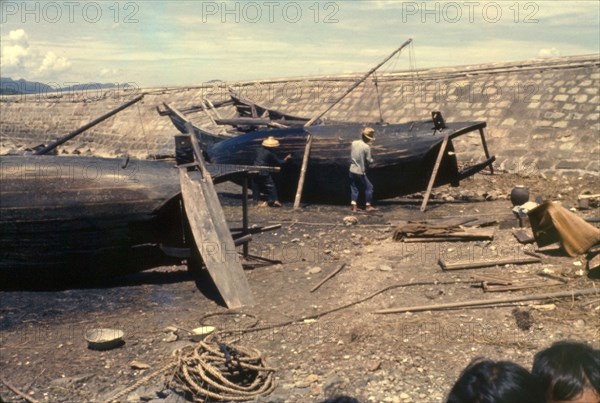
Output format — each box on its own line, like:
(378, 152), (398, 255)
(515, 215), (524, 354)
(349, 172), (373, 205)
(252, 174), (278, 203)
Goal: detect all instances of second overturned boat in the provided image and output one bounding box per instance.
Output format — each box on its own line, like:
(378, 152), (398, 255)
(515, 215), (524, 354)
(162, 40), (496, 206)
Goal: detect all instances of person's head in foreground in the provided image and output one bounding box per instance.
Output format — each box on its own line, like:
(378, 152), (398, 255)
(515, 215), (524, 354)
(446, 358), (544, 403)
(532, 340), (600, 403)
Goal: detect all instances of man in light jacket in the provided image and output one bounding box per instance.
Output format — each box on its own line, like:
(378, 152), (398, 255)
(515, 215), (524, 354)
(349, 127), (377, 212)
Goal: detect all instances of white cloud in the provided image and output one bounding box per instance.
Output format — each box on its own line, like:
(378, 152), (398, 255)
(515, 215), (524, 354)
(9, 29), (29, 45)
(38, 51), (71, 75)
(1, 29), (30, 68)
(538, 48), (561, 58)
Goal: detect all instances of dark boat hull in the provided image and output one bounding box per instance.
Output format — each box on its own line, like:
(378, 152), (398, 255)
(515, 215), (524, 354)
(0, 155), (183, 281)
(203, 120), (489, 203)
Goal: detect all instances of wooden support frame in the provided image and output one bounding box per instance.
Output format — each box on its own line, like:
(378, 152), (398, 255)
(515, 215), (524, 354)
(420, 134), (449, 212)
(293, 134), (313, 209)
(478, 127), (494, 174)
(242, 176), (249, 257)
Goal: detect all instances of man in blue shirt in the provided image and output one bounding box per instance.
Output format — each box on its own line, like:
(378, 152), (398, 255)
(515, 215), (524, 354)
(349, 127), (377, 212)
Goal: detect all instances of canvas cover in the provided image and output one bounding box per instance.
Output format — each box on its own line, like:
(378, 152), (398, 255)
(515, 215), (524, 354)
(528, 201), (600, 256)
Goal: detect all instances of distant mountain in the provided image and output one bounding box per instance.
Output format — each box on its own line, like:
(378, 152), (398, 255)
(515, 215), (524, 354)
(0, 77), (131, 95)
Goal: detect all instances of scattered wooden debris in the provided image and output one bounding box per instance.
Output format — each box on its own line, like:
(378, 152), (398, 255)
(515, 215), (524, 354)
(439, 256), (541, 271)
(393, 220), (495, 242)
(373, 288), (600, 314)
(311, 263), (347, 292)
(482, 279), (563, 292)
(513, 228), (535, 244)
(471, 274), (512, 286)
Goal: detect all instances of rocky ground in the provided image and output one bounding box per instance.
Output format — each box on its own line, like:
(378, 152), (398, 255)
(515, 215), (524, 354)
(1, 172), (599, 403)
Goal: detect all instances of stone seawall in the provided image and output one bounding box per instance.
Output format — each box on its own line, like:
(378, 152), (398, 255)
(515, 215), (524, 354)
(1, 54), (598, 177)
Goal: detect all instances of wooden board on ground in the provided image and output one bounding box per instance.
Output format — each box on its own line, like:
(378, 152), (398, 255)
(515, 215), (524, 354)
(179, 168), (254, 309)
(439, 256), (541, 271)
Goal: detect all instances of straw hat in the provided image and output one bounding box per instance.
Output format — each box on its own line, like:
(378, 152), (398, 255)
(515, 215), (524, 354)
(362, 127), (375, 140)
(262, 136), (280, 148)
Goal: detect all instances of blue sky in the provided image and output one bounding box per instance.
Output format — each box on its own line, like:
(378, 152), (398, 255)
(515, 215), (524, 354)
(1, 1), (599, 87)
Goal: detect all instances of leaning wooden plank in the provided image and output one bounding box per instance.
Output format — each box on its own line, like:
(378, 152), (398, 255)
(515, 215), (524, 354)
(180, 169), (254, 309)
(439, 256), (541, 270)
(373, 288), (599, 314)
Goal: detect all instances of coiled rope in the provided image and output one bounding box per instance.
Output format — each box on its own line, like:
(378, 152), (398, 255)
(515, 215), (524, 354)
(168, 334), (275, 402)
(106, 280), (456, 402)
(106, 333), (274, 403)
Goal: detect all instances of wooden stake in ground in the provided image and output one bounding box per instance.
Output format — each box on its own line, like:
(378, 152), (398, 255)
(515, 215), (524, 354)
(293, 134), (313, 209)
(373, 288), (599, 314)
(311, 263), (347, 292)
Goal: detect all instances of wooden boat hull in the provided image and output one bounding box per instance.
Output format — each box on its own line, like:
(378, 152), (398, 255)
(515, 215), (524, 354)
(0, 155), (183, 281)
(200, 120), (492, 203)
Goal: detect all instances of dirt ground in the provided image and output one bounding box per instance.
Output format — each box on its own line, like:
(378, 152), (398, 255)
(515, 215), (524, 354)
(1, 172), (599, 403)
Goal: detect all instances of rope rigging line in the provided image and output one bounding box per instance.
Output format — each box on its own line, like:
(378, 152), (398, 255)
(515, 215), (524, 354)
(135, 102), (152, 159)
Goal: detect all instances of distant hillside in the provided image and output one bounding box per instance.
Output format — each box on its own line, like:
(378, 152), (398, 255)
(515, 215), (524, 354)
(0, 77), (130, 95)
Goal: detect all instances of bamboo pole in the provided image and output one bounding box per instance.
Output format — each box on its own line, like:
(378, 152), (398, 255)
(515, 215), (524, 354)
(34, 94), (144, 155)
(304, 39), (413, 127)
(374, 288), (599, 314)
(293, 134), (313, 209)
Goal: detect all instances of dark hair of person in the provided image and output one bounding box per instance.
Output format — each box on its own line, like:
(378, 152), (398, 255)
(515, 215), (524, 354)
(321, 396), (360, 403)
(532, 340), (600, 401)
(446, 358), (544, 403)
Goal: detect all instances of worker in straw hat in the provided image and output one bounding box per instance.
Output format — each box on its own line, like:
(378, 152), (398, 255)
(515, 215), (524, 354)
(253, 136), (292, 207)
(349, 127), (377, 212)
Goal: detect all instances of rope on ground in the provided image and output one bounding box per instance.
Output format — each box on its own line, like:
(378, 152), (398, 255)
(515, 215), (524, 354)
(0, 375), (41, 403)
(105, 280), (457, 402)
(167, 335), (275, 402)
(105, 362), (177, 403)
(212, 280), (462, 341)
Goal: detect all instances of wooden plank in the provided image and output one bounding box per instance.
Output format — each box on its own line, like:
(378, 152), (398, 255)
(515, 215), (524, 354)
(180, 122), (254, 308)
(179, 169), (254, 309)
(471, 274), (512, 286)
(513, 229), (535, 244)
(374, 288), (600, 314)
(439, 256), (541, 271)
(420, 134), (449, 212)
(483, 280), (563, 292)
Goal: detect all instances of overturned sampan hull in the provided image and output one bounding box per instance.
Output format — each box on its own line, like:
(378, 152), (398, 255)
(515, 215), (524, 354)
(0, 155), (183, 282)
(194, 120), (494, 203)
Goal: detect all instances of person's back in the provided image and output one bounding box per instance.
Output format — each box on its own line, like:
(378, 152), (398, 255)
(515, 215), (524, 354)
(349, 139), (372, 175)
(446, 359), (544, 403)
